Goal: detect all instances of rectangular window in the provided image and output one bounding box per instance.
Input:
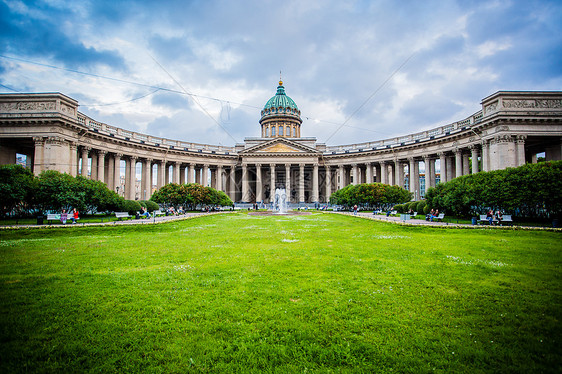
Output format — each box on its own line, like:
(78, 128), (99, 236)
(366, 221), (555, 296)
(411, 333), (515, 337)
(272, 126), (276, 136)
(279, 126), (283, 136)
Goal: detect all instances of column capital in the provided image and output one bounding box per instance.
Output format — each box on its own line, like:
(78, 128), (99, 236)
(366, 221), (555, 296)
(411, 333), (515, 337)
(144, 158), (153, 163)
(129, 155), (138, 161)
(468, 144), (480, 150)
(270, 163), (276, 168)
(97, 149), (107, 156)
(437, 152), (447, 158)
(32, 136), (44, 143)
(255, 163), (262, 168)
(516, 134), (527, 143)
(114, 153), (123, 158)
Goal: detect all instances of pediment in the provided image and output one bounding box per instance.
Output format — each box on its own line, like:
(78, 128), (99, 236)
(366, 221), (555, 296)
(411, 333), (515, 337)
(241, 138), (320, 155)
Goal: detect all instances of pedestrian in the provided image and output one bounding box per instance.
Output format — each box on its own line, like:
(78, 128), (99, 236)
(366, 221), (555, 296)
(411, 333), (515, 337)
(70, 208), (79, 224)
(486, 209), (494, 225)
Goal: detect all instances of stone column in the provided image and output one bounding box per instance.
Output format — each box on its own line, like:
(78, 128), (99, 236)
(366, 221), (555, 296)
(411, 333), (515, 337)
(216, 165), (223, 192)
(470, 145), (480, 174)
(439, 153), (447, 183)
(189, 164), (195, 183)
(90, 152), (98, 180)
(338, 165), (345, 189)
(462, 152), (470, 176)
(128, 157), (137, 200)
(285, 164), (291, 201)
(299, 164), (305, 203)
(325, 165), (331, 203)
(165, 163), (170, 185)
(97, 150), (106, 184)
(229, 166), (237, 201)
(202, 164), (209, 186)
(312, 163), (319, 203)
(516, 135), (527, 166)
(80, 146), (90, 177)
(424, 156), (435, 189)
(396, 161), (404, 188)
(408, 158), (416, 194)
(446, 156), (454, 181)
(143, 159), (152, 200)
(365, 163), (373, 184)
(256, 164), (263, 203)
(482, 140), (490, 172)
(410, 160), (420, 200)
(270, 164), (276, 202)
(107, 154), (115, 190)
(380, 161), (387, 184)
(174, 162), (181, 184)
(69, 142), (78, 177)
(158, 161), (166, 189)
(455, 149), (463, 178)
(114, 154), (122, 193)
(242, 164), (250, 202)
(33, 137), (45, 176)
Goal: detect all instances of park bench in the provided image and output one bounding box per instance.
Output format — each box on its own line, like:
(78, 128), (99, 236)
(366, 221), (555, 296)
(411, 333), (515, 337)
(410, 211), (417, 218)
(115, 212), (132, 221)
(153, 210), (165, 216)
(435, 213), (445, 222)
(46, 213), (60, 224)
(479, 214), (512, 225)
(501, 215), (513, 226)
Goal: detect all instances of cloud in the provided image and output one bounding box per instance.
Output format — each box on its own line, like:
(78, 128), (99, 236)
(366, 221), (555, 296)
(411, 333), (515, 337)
(0, 0), (561, 146)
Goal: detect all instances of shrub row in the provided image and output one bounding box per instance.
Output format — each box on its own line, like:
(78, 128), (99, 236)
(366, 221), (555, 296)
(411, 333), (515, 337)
(424, 161), (562, 219)
(329, 183), (412, 209)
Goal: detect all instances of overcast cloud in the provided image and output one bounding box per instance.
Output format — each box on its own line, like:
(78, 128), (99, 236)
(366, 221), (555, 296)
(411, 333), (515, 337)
(1, 0), (561, 146)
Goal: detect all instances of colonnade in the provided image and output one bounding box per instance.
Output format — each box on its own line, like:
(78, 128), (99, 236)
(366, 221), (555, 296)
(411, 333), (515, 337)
(28, 135), (531, 204)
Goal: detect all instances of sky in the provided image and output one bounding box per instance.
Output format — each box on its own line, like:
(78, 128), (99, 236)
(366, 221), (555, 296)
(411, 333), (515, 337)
(1, 0), (561, 147)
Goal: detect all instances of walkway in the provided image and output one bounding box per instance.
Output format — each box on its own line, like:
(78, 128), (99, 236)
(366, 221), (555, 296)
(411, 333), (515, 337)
(0, 211), (233, 230)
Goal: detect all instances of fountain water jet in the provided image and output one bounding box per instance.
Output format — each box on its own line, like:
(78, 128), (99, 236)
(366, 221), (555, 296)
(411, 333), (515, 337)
(273, 188), (288, 214)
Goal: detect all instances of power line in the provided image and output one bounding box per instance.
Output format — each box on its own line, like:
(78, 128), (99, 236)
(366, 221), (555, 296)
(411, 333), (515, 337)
(323, 52), (416, 143)
(148, 53), (239, 144)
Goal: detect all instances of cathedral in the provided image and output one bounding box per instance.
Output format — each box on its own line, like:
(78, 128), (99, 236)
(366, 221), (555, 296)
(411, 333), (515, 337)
(0, 83), (561, 204)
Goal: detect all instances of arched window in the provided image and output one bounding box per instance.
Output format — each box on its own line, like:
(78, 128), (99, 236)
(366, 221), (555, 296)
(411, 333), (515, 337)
(279, 126), (283, 136)
(293, 127), (297, 137)
(271, 126), (276, 136)
(265, 127), (269, 137)
(286, 126), (290, 137)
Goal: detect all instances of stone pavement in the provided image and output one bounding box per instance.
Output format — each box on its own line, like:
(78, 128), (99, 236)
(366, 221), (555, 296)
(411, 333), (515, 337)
(0, 211), (233, 229)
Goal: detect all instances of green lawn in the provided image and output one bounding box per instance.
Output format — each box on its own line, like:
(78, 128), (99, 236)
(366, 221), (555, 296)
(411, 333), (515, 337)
(0, 213), (560, 373)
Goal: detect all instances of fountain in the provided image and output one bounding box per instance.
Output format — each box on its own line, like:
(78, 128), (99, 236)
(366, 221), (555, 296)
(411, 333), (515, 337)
(273, 188), (288, 214)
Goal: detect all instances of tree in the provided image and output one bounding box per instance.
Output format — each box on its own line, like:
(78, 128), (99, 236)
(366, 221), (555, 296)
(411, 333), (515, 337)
(426, 161), (562, 219)
(0, 165), (36, 216)
(329, 183), (411, 209)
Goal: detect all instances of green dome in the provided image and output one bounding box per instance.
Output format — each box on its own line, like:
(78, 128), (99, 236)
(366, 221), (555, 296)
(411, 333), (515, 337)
(261, 81), (300, 116)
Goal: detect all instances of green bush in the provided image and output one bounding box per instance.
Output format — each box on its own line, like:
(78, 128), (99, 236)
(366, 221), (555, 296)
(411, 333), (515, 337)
(393, 204), (405, 213)
(329, 183), (411, 209)
(416, 200), (426, 213)
(426, 161), (562, 219)
(120, 200), (142, 215)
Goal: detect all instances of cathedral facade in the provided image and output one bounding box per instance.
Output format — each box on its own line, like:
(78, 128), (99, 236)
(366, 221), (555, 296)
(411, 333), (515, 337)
(0, 83), (561, 204)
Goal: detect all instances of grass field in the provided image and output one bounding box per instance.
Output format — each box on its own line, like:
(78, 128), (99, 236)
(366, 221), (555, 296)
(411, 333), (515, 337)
(0, 212), (560, 373)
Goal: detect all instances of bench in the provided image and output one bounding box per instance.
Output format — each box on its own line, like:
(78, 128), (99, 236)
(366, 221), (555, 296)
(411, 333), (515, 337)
(153, 210), (165, 216)
(115, 212), (132, 220)
(411, 211), (417, 218)
(46, 213), (60, 224)
(432, 213), (445, 222)
(501, 215), (513, 226)
(479, 214), (512, 225)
